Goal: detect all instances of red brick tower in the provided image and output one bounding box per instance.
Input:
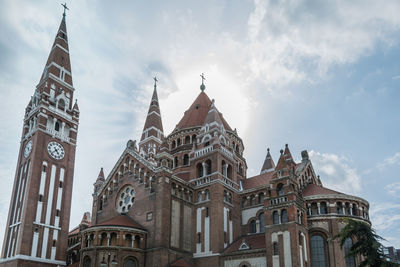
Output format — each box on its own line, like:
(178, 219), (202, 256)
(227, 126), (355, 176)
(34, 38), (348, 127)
(264, 145), (309, 267)
(0, 11), (79, 267)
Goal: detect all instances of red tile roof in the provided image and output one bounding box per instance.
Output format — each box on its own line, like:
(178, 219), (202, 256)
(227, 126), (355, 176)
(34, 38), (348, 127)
(95, 215), (146, 230)
(68, 226), (79, 235)
(175, 92), (232, 131)
(302, 183), (341, 197)
(242, 171), (274, 190)
(170, 258), (192, 267)
(224, 234), (266, 253)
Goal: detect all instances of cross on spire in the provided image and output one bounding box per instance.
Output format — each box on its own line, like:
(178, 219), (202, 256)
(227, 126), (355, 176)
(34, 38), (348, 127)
(61, 3), (69, 17)
(153, 76), (158, 88)
(200, 73), (206, 92)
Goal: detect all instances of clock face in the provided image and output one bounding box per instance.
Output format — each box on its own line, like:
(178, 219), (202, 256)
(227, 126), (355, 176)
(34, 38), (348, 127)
(47, 141), (65, 160)
(24, 140), (33, 158)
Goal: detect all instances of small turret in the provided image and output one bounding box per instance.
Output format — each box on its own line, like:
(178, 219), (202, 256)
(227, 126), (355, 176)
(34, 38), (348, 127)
(93, 167), (105, 194)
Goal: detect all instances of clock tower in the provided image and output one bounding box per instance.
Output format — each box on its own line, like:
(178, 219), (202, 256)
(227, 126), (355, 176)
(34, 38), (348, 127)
(0, 11), (79, 267)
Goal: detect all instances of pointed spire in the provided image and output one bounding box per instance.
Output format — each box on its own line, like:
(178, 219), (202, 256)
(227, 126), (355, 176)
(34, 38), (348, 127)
(38, 11), (73, 87)
(139, 78), (164, 149)
(96, 167), (105, 182)
(73, 99), (79, 111)
(261, 148), (275, 174)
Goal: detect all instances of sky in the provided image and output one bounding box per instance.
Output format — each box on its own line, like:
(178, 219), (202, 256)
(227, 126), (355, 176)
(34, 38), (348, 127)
(0, 0), (399, 249)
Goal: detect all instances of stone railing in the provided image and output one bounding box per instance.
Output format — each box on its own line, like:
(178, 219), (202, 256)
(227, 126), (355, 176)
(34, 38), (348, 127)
(46, 127), (70, 142)
(194, 145), (213, 158)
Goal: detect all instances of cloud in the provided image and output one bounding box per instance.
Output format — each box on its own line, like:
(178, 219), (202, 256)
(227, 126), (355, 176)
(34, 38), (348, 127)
(370, 202), (400, 231)
(377, 152), (400, 169)
(309, 150), (361, 194)
(384, 182), (400, 198)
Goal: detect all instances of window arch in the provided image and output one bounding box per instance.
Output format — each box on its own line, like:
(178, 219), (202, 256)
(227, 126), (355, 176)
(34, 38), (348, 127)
(277, 183), (284, 196)
(82, 256), (91, 267)
(183, 154), (189, 165)
(177, 138), (181, 146)
(58, 98), (66, 111)
(249, 220), (256, 233)
(281, 209), (288, 223)
(320, 202), (328, 214)
(273, 211), (279, 224)
(204, 189), (210, 200)
(124, 257), (137, 267)
(273, 242), (279, 255)
(197, 163), (203, 177)
(259, 212), (265, 233)
(55, 120), (60, 131)
(205, 159), (212, 175)
(174, 157), (178, 168)
(185, 136), (190, 144)
(344, 238), (356, 267)
(310, 235), (327, 267)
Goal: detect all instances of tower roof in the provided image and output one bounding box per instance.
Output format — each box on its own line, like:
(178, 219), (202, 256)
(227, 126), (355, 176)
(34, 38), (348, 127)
(140, 83), (164, 142)
(175, 92), (232, 131)
(275, 144), (295, 170)
(96, 167), (105, 182)
(260, 148), (275, 173)
(39, 14), (73, 87)
(203, 99), (224, 126)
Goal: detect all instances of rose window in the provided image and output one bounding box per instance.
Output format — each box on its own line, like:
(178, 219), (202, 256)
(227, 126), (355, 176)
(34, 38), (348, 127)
(116, 186), (135, 214)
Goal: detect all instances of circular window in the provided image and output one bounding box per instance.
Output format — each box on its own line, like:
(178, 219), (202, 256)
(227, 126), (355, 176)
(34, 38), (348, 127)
(116, 185), (135, 214)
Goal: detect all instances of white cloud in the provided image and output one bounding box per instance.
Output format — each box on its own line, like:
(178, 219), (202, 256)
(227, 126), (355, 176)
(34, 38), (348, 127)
(370, 202), (400, 231)
(385, 182), (400, 198)
(377, 152), (400, 169)
(309, 150), (362, 194)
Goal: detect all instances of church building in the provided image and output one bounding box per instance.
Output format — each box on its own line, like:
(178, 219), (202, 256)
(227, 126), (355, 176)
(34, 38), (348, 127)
(0, 10), (371, 267)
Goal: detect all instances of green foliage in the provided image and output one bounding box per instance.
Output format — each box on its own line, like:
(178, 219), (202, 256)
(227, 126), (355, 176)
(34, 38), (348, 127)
(334, 219), (398, 267)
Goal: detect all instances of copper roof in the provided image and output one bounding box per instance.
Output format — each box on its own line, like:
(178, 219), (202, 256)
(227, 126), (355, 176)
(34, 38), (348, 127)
(302, 183), (341, 197)
(224, 234), (266, 253)
(94, 215), (146, 230)
(242, 171), (274, 190)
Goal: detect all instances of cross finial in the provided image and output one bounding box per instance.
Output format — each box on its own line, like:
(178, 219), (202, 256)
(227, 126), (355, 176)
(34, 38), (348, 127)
(153, 76), (158, 89)
(200, 73), (206, 92)
(61, 3), (69, 17)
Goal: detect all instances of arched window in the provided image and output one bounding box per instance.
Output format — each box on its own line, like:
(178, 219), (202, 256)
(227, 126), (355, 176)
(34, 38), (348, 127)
(197, 163), (203, 177)
(100, 233), (108, 246)
(337, 202), (344, 214)
(110, 232), (117, 246)
(58, 99), (65, 111)
(273, 211), (279, 224)
(177, 138), (181, 146)
(124, 258), (137, 267)
(310, 235), (327, 267)
(174, 157), (178, 168)
(311, 202), (318, 215)
(320, 202), (328, 214)
(183, 154), (189, 165)
(197, 192), (202, 203)
(185, 136), (190, 144)
(55, 121), (60, 131)
(192, 134), (197, 143)
(352, 204), (358, 216)
(171, 140), (176, 149)
(227, 165), (232, 179)
(249, 220), (256, 233)
(277, 183), (284, 196)
(344, 238), (356, 267)
(83, 256), (91, 267)
(281, 209), (288, 223)
(273, 242), (279, 255)
(204, 189), (210, 200)
(205, 159), (212, 175)
(345, 202), (351, 215)
(259, 212), (265, 233)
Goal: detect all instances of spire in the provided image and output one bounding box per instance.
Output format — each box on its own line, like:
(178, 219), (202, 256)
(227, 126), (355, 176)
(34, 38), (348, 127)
(261, 148), (275, 174)
(204, 99), (224, 126)
(96, 167), (105, 182)
(139, 78), (164, 147)
(38, 11), (73, 88)
(275, 144), (295, 170)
